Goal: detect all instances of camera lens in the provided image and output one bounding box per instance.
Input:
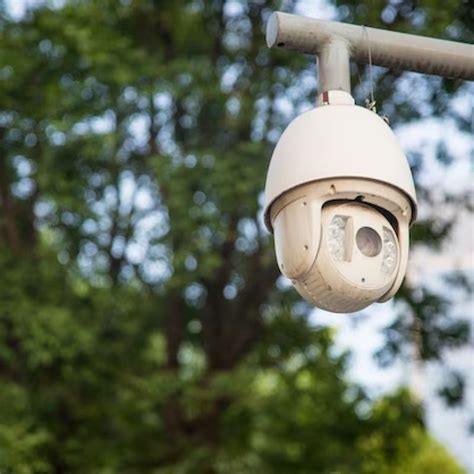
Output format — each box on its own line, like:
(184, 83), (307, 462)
(356, 226), (382, 257)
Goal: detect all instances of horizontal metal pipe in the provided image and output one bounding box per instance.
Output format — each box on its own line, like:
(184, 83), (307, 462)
(266, 12), (474, 81)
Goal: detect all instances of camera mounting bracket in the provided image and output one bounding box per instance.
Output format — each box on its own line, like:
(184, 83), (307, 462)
(266, 12), (474, 96)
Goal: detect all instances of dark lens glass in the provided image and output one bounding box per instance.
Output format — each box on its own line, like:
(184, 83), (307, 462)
(356, 227), (382, 257)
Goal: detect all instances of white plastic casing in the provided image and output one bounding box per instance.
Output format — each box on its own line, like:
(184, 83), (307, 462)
(264, 92), (418, 313)
(293, 202), (400, 313)
(264, 92), (417, 231)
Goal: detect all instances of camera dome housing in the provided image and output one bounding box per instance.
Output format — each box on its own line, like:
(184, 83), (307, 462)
(264, 91), (417, 313)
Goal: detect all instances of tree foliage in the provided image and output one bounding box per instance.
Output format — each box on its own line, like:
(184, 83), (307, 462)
(0, 0), (470, 472)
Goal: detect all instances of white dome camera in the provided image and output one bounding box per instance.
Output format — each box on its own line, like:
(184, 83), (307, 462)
(264, 91), (417, 313)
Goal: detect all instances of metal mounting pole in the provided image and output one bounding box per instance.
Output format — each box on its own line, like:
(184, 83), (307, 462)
(266, 11), (474, 93)
(318, 37), (351, 94)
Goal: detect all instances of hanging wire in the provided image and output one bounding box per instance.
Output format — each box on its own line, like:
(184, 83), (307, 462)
(361, 26), (390, 124)
(362, 25), (377, 113)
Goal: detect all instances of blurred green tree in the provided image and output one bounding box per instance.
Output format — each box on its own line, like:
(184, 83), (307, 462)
(0, 0), (470, 472)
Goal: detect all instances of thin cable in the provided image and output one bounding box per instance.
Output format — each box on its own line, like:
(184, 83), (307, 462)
(362, 26), (376, 111)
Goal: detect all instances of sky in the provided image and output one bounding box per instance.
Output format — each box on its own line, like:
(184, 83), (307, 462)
(4, 0), (474, 470)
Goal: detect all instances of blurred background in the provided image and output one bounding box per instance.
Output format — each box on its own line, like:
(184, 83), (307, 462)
(0, 0), (473, 472)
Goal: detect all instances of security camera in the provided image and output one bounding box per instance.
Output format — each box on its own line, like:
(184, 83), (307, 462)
(264, 91), (417, 313)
